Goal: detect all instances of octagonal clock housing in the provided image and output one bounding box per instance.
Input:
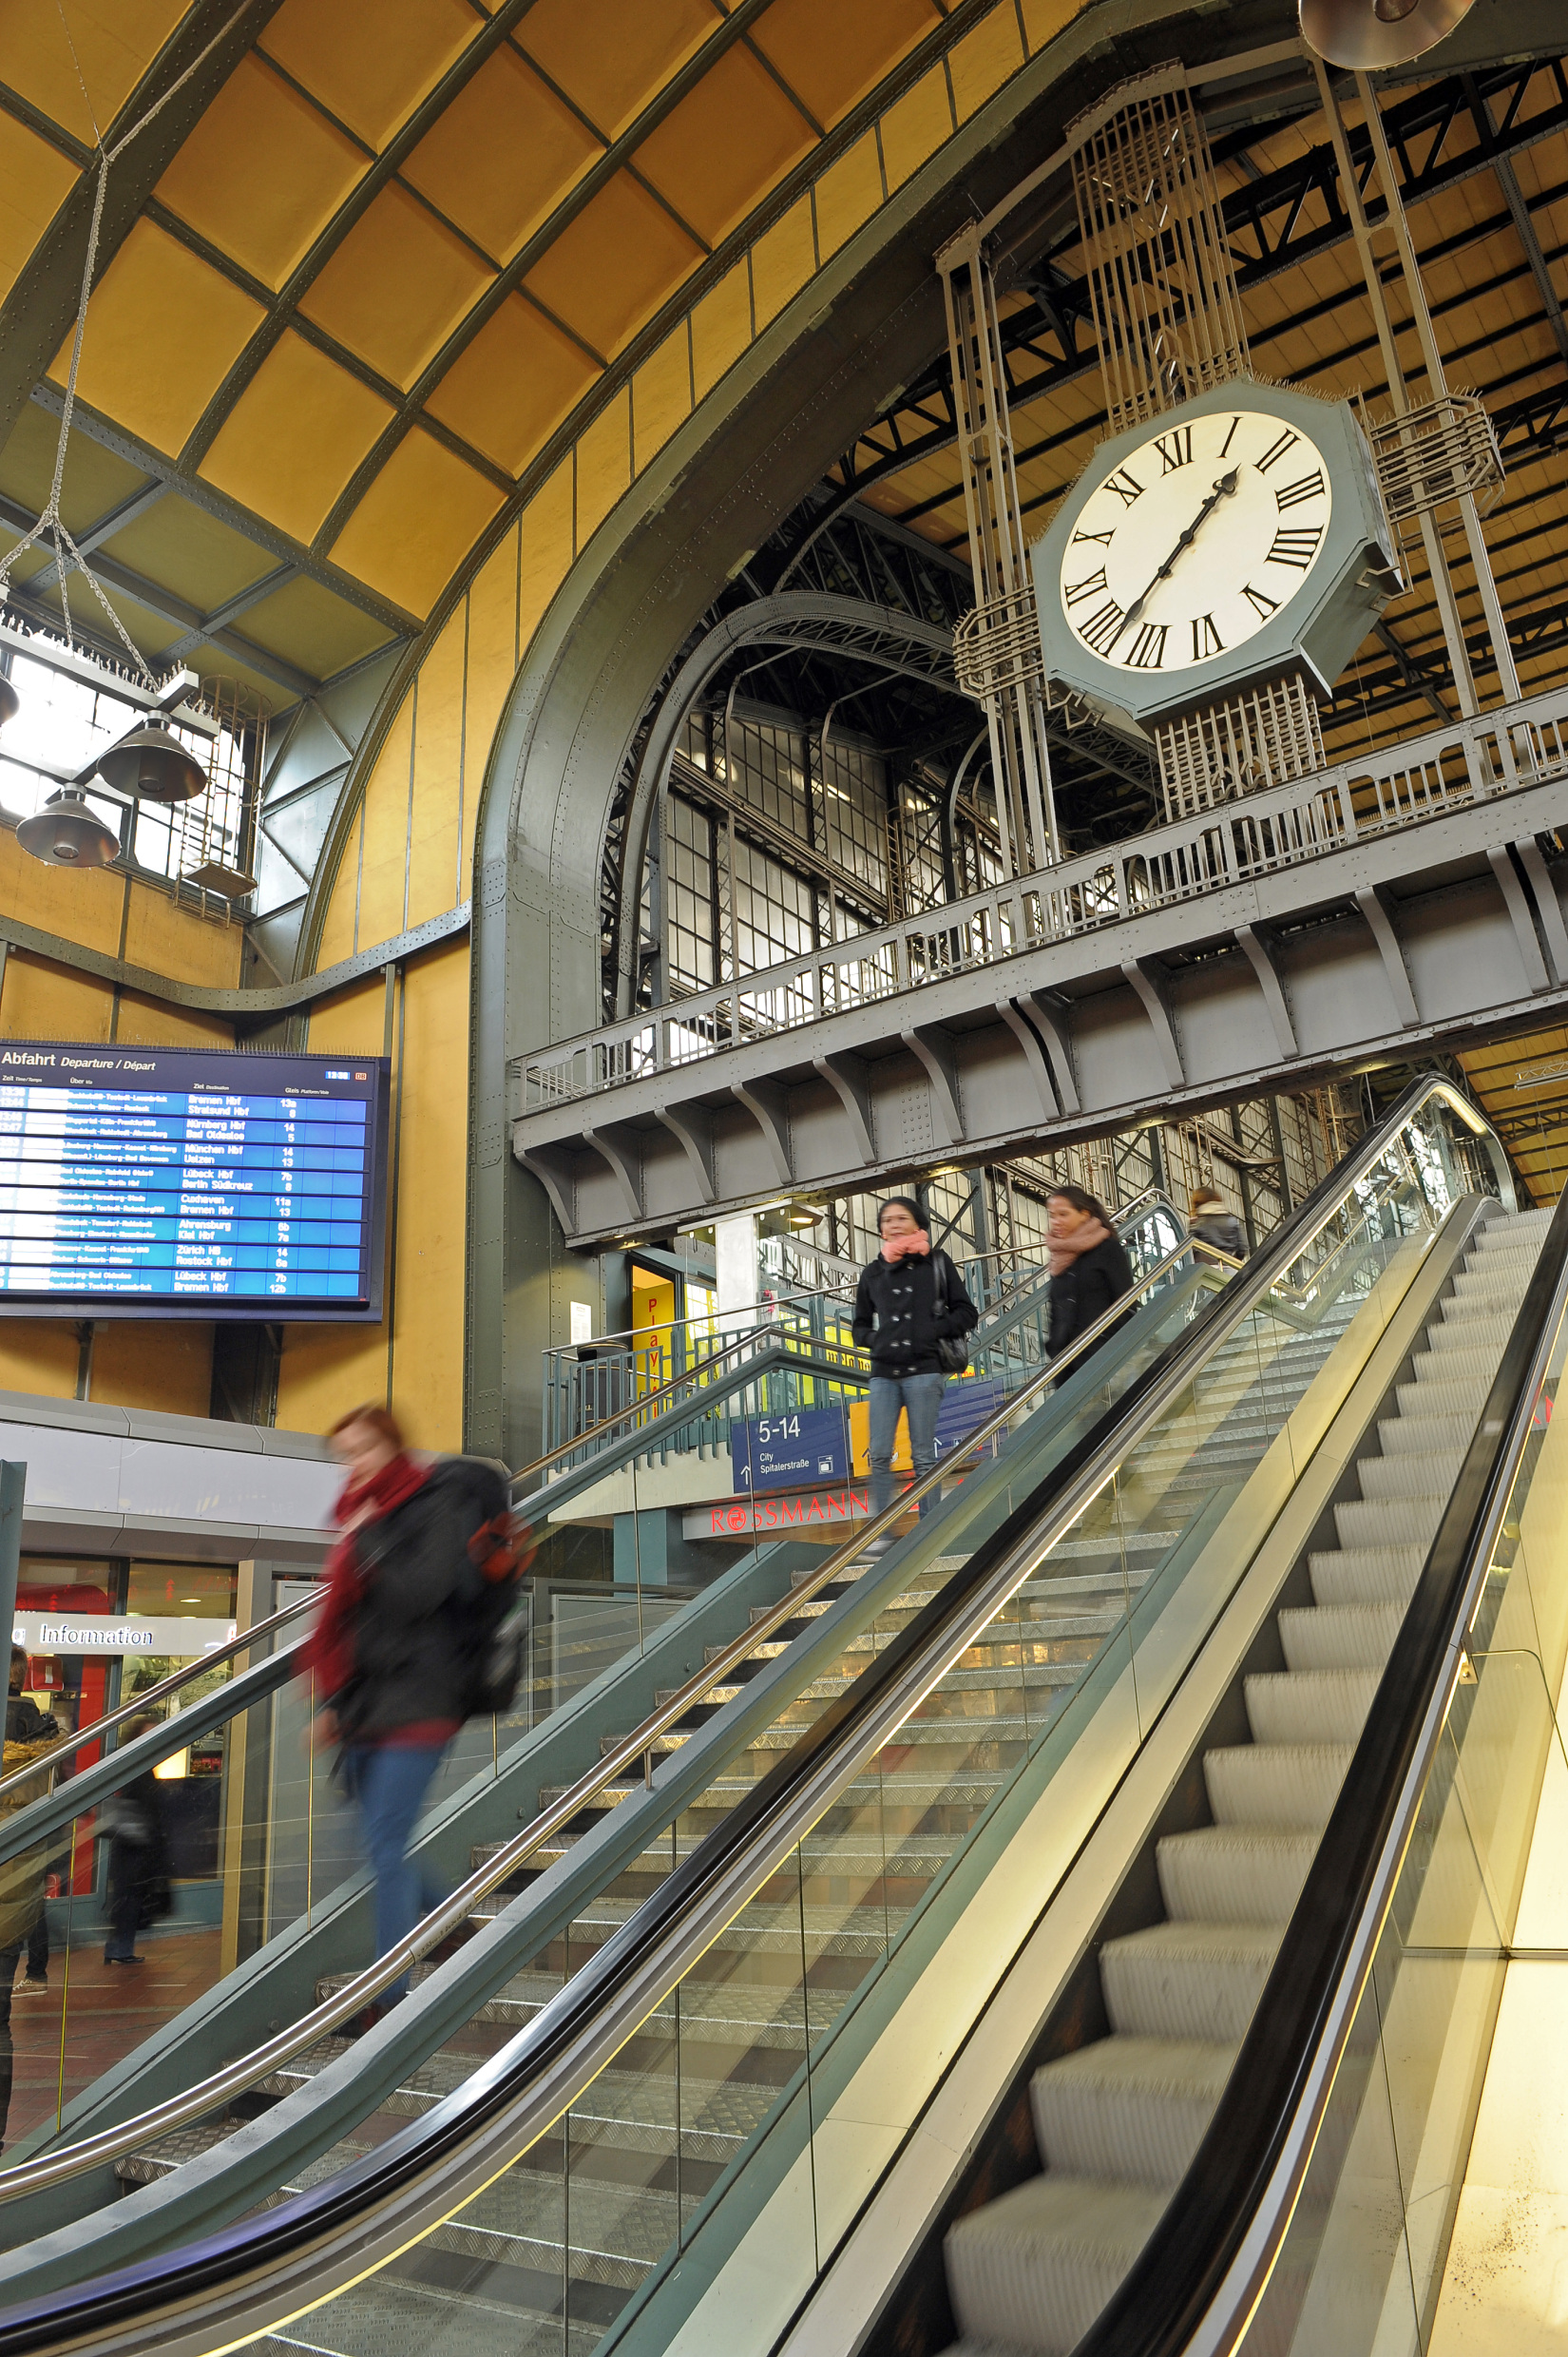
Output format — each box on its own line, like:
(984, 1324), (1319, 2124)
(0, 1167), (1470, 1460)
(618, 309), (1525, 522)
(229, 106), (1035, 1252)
(1030, 376), (1401, 729)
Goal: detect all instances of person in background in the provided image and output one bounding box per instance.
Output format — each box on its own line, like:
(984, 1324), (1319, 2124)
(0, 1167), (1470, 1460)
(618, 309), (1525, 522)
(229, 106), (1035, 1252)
(302, 1405), (510, 2017)
(1046, 1186), (1135, 1370)
(1189, 1185), (1248, 1267)
(0, 1651), (58, 1997)
(852, 1197), (978, 1546)
(101, 1712), (172, 1965)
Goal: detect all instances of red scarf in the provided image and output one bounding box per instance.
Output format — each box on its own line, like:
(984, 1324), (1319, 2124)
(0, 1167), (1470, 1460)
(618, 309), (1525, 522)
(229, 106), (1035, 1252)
(881, 1228), (931, 1262)
(300, 1453), (430, 1702)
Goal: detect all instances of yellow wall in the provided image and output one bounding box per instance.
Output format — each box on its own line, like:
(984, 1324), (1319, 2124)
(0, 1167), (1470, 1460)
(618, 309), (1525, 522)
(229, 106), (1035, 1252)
(274, 937), (468, 1450)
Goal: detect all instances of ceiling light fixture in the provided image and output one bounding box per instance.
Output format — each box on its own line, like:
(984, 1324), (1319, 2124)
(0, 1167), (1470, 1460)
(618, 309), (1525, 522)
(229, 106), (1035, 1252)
(16, 787), (120, 870)
(96, 720), (207, 804)
(1299, 0), (1474, 67)
(0, 677), (17, 731)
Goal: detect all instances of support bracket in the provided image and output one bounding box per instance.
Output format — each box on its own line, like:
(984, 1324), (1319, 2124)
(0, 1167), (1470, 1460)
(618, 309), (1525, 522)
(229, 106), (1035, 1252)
(902, 1023), (966, 1145)
(1354, 887), (1420, 1028)
(1509, 836), (1568, 986)
(655, 1104), (717, 1201)
(1121, 957), (1185, 1089)
(1486, 845), (1551, 993)
(995, 997), (1061, 1121)
(1016, 989), (1080, 1114)
(731, 1079), (794, 1186)
(813, 1051), (876, 1164)
(1235, 924), (1300, 1060)
(517, 1144), (577, 1234)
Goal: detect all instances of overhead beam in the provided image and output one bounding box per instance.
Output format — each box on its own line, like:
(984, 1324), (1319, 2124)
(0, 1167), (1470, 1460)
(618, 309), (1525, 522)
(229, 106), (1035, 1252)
(27, 482), (170, 594)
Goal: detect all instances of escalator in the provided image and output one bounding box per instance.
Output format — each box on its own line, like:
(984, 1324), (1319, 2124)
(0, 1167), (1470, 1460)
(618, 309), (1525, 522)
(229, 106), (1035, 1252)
(0, 1197), (1208, 2213)
(0, 1078), (1545, 2357)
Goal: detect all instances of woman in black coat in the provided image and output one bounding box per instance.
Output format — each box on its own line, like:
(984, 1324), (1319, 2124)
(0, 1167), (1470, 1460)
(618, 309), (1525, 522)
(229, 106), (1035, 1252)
(1046, 1185), (1135, 1366)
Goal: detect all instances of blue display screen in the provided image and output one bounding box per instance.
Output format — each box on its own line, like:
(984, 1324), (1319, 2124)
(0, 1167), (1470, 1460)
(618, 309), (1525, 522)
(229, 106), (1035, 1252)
(0, 1043), (390, 1320)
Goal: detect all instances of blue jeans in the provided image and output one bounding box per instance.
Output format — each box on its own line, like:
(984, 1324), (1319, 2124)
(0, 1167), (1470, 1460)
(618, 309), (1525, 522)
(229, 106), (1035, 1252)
(869, 1371), (947, 1517)
(339, 1743), (449, 2001)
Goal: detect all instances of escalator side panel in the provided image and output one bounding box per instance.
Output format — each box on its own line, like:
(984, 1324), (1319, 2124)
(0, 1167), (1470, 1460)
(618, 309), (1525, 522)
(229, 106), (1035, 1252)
(601, 1217), (1484, 2357)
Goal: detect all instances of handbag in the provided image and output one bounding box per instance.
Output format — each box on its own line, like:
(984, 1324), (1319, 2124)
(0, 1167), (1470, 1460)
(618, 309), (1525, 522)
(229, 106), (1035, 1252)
(931, 1251), (970, 1375)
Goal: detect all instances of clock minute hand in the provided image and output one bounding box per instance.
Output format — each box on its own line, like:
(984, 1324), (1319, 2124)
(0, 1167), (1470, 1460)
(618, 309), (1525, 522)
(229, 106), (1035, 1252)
(1109, 468), (1241, 651)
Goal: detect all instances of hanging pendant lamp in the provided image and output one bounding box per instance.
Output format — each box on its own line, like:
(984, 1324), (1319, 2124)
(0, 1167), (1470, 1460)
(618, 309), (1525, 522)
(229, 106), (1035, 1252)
(0, 677), (17, 730)
(1300, 0), (1473, 68)
(96, 719), (206, 804)
(17, 787), (120, 869)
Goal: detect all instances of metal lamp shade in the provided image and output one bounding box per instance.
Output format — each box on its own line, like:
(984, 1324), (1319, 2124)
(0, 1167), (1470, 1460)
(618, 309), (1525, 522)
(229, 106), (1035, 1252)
(1299, 0), (1475, 68)
(0, 677), (17, 730)
(17, 788), (120, 870)
(96, 721), (206, 804)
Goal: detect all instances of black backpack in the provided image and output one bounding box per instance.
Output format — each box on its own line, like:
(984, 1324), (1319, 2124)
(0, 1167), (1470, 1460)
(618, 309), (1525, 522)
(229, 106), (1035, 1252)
(424, 1457), (534, 1721)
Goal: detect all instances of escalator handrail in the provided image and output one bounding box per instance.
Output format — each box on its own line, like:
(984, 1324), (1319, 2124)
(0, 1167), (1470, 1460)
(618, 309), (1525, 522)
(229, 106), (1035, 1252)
(0, 1081), (1492, 2322)
(0, 1231), (1228, 2205)
(0, 1331), (855, 1814)
(1064, 1181), (1568, 2357)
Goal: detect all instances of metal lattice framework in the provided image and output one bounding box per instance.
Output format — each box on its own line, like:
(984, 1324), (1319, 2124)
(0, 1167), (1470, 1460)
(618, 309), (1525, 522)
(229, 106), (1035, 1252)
(1155, 673), (1327, 821)
(1068, 64), (1251, 433)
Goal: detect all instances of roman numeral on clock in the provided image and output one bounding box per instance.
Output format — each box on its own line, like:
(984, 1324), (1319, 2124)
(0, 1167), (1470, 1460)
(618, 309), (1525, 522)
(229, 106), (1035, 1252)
(1063, 566), (1109, 608)
(1071, 527), (1115, 546)
(1104, 468), (1144, 507)
(1128, 623), (1168, 668)
(1256, 428), (1300, 474)
(1267, 524), (1324, 569)
(1242, 583), (1280, 619)
(1080, 599), (1127, 655)
(1154, 428), (1193, 472)
(1191, 613), (1225, 660)
(1275, 469), (1326, 509)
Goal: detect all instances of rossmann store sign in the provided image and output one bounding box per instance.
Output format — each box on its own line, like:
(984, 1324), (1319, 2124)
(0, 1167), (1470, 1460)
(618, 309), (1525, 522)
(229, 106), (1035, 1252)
(686, 1484), (870, 1540)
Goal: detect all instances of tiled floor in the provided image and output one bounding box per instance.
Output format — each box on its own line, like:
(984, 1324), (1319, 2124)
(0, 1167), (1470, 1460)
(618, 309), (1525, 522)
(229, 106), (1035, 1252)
(1, 1926), (220, 2151)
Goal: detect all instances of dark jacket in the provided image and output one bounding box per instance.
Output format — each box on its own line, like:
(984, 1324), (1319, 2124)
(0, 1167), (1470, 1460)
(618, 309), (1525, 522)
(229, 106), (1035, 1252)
(330, 1457), (510, 1744)
(1047, 1234), (1135, 1361)
(1192, 1212), (1247, 1264)
(852, 1250), (978, 1377)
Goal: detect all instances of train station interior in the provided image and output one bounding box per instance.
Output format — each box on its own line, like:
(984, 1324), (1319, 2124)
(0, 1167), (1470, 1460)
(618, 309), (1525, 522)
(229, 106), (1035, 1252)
(0, 0), (1564, 2350)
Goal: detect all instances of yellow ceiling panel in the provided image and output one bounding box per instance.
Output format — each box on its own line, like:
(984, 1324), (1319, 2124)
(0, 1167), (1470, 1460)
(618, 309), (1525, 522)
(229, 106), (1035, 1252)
(518, 0), (716, 142)
(0, 0), (186, 147)
(0, 398), (145, 532)
(880, 64), (954, 194)
(0, 110), (76, 307)
(636, 45), (815, 248)
(235, 572), (394, 675)
(948, 7), (1024, 124)
(524, 171), (701, 362)
(425, 294), (600, 476)
(199, 330), (393, 546)
(100, 493), (277, 608)
(691, 261), (752, 400)
(299, 183), (494, 392)
(752, 0), (940, 131)
(48, 218), (263, 460)
(153, 54), (365, 292)
(402, 45), (602, 263)
(259, 0), (479, 151)
(752, 194), (817, 330)
(813, 131), (883, 263)
(328, 426), (503, 616)
(631, 327), (693, 476)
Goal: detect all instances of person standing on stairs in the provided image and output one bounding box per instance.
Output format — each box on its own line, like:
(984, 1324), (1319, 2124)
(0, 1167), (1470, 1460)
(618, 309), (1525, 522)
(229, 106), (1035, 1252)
(1189, 1185), (1248, 1267)
(1046, 1186), (1134, 1370)
(853, 1198), (978, 1546)
(302, 1405), (515, 2013)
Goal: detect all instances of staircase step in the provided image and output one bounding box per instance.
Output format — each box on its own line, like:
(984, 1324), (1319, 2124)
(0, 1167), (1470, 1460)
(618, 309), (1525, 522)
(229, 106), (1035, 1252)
(1375, 1412), (1477, 1458)
(1332, 1494), (1445, 1550)
(1279, 1601), (1401, 1673)
(1245, 1668), (1380, 1745)
(1202, 1742), (1352, 1829)
(1308, 1546), (1424, 1608)
(1030, 2037), (1234, 2187)
(1100, 1921), (1279, 2044)
(946, 2174), (1169, 2357)
(1157, 1827), (1317, 1925)
(1357, 1451), (1463, 1504)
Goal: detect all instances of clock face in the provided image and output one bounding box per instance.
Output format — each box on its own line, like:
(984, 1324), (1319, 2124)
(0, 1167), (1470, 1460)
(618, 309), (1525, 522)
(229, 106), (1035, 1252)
(1057, 408), (1334, 679)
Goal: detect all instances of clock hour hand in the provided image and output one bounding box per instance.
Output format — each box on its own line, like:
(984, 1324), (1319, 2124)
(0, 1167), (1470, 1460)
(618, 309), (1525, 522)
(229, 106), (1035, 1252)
(1109, 468), (1242, 651)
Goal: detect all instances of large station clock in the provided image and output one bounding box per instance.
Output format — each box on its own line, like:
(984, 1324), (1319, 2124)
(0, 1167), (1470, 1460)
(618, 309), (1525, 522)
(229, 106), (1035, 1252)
(1030, 378), (1400, 728)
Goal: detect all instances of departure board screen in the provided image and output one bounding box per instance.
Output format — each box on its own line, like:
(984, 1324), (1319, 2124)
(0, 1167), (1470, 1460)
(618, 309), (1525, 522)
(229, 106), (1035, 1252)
(0, 1043), (390, 1321)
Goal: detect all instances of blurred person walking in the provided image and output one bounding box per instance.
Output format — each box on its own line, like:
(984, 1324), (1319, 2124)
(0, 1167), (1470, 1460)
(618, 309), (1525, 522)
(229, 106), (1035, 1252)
(100, 1712), (172, 1965)
(0, 1652), (58, 1997)
(302, 1406), (520, 2014)
(1188, 1185), (1248, 1267)
(852, 1197), (978, 1545)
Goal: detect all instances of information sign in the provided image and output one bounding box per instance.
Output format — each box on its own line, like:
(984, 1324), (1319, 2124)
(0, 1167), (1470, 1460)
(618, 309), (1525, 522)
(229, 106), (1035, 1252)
(731, 1406), (851, 1492)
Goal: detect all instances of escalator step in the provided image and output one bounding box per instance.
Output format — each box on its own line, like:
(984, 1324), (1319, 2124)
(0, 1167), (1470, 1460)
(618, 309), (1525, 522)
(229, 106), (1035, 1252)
(1030, 2036), (1233, 2188)
(1100, 1922), (1280, 2044)
(946, 2175), (1170, 2357)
